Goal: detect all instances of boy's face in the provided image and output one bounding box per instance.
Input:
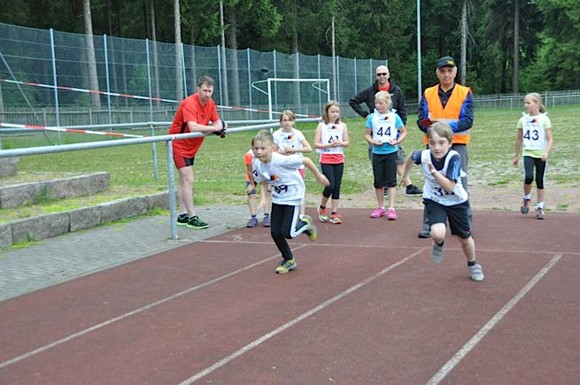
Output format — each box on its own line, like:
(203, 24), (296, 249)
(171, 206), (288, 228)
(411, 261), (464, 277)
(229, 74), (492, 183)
(428, 131), (452, 161)
(252, 140), (275, 162)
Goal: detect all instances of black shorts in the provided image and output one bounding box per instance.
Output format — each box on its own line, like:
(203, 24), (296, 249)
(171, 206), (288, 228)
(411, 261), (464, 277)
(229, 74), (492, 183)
(425, 199), (472, 239)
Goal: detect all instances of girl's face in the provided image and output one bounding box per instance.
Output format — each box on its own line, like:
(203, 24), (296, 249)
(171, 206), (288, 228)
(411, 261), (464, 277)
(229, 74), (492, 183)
(374, 97), (390, 114)
(428, 131), (452, 161)
(523, 97), (540, 114)
(280, 115), (294, 130)
(327, 105), (340, 123)
(252, 140), (275, 162)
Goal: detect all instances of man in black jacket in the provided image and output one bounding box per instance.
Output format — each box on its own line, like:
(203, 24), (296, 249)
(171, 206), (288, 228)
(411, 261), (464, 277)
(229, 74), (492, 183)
(349, 65), (422, 197)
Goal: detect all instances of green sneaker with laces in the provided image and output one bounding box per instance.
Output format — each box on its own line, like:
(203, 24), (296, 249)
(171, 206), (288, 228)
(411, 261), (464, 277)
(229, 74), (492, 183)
(301, 215), (318, 241)
(275, 259), (297, 274)
(187, 215), (209, 229)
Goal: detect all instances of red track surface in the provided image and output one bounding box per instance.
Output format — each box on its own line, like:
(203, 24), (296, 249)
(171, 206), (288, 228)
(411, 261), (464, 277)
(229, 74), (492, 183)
(1, 209), (579, 385)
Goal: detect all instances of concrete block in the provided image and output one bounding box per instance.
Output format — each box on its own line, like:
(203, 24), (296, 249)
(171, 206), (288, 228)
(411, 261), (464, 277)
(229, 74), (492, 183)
(69, 206), (102, 232)
(147, 191), (171, 210)
(0, 157), (19, 178)
(0, 223), (12, 248)
(11, 212), (70, 243)
(100, 196), (149, 224)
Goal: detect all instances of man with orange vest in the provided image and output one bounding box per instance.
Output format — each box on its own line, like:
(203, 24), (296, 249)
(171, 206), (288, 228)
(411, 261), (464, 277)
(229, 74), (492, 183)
(416, 56), (474, 238)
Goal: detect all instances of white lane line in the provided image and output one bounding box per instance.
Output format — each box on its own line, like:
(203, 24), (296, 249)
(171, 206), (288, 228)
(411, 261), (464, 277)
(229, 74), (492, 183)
(425, 253), (563, 385)
(0, 246), (302, 370)
(177, 248), (426, 385)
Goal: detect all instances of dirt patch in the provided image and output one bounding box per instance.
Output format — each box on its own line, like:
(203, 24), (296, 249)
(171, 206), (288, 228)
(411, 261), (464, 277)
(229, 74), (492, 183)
(305, 183), (580, 213)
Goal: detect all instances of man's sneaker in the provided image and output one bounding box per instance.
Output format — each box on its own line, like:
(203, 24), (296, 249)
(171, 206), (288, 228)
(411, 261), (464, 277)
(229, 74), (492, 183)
(275, 259), (297, 274)
(468, 263), (485, 282)
(263, 214), (271, 227)
(387, 207), (398, 220)
(370, 207), (386, 218)
(317, 207), (329, 223)
(187, 215), (209, 229)
(535, 208), (545, 220)
(302, 215), (318, 241)
(383, 187), (389, 197)
(177, 213), (189, 226)
(431, 241), (444, 264)
(329, 213), (342, 224)
(520, 198), (531, 214)
(246, 216), (258, 228)
(405, 184), (423, 196)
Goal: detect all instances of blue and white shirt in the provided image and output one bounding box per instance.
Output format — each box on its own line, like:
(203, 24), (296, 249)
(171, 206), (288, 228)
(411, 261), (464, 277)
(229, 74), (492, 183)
(411, 149), (468, 206)
(366, 111), (403, 155)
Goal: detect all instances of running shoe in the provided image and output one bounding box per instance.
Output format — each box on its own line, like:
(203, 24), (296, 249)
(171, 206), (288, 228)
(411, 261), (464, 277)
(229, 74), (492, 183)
(405, 184), (423, 196)
(263, 214), (271, 227)
(302, 215), (318, 241)
(468, 263), (485, 282)
(329, 213), (342, 224)
(246, 216), (258, 228)
(276, 259), (297, 274)
(520, 198), (531, 214)
(176, 213), (189, 226)
(387, 207), (398, 220)
(187, 215), (209, 229)
(317, 207), (329, 223)
(535, 207), (545, 220)
(431, 241), (444, 264)
(370, 207), (386, 218)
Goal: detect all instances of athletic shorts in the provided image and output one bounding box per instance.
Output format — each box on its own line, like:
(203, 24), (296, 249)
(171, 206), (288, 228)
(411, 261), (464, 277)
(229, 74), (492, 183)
(368, 145), (405, 165)
(425, 199), (472, 239)
(173, 153), (195, 169)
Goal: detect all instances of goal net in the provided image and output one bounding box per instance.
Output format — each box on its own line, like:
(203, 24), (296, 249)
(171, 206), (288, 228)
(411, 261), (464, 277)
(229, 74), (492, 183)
(251, 78), (330, 120)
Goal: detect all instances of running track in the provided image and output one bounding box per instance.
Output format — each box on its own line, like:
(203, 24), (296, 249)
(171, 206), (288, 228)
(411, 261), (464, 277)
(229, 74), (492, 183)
(1, 209), (578, 385)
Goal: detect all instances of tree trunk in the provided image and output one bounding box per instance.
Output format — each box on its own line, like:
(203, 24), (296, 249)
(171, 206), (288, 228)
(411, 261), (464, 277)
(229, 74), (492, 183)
(513, 0), (520, 93)
(460, 0), (467, 85)
(174, 0), (184, 101)
(83, 0), (102, 109)
(228, 5), (240, 108)
(150, 0), (161, 108)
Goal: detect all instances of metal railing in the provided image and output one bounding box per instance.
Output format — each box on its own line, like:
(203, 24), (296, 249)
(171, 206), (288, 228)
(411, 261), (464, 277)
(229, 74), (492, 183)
(0, 119), (319, 239)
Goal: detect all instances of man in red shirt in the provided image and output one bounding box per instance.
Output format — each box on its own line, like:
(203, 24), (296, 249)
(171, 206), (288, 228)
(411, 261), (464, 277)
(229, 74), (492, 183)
(168, 75), (225, 229)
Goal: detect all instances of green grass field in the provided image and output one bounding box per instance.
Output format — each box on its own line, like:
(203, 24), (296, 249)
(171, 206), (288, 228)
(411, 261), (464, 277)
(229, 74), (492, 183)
(1, 105), (578, 222)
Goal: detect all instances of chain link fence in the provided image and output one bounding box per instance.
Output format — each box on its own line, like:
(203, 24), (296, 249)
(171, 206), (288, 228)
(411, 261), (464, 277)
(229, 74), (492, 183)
(1, 22), (580, 132)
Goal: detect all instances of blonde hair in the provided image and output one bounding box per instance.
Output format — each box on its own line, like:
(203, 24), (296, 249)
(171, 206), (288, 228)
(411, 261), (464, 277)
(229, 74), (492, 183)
(322, 100), (341, 124)
(279, 110), (296, 123)
(374, 91), (392, 109)
(253, 129), (274, 145)
(525, 92), (547, 113)
(428, 122), (453, 143)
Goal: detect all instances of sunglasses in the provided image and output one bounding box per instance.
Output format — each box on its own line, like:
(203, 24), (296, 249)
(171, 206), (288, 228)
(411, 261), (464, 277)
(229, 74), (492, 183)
(376, 73), (389, 76)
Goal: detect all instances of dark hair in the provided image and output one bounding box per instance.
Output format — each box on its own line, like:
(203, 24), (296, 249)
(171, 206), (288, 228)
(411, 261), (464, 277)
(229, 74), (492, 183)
(197, 75), (215, 88)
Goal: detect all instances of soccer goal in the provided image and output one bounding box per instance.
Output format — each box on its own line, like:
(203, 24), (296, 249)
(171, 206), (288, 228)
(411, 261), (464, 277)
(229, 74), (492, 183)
(251, 78), (330, 120)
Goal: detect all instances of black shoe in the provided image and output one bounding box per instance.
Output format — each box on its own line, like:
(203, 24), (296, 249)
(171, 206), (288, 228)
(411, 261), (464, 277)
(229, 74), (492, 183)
(176, 213), (189, 226)
(418, 229), (431, 238)
(405, 184), (423, 196)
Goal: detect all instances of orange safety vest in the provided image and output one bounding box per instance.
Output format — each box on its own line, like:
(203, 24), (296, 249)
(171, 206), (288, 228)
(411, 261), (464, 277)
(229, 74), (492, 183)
(422, 84), (471, 145)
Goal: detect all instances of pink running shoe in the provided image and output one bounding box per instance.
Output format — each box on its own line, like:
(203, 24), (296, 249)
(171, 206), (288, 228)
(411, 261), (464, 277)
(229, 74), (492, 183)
(370, 207), (386, 218)
(387, 207), (398, 220)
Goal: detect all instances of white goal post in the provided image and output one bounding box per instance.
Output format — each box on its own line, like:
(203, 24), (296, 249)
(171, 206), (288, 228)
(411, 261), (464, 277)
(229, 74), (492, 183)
(251, 78), (330, 120)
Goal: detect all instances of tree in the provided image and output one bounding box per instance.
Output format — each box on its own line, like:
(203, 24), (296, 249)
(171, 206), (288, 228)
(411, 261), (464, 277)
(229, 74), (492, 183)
(83, 0), (102, 109)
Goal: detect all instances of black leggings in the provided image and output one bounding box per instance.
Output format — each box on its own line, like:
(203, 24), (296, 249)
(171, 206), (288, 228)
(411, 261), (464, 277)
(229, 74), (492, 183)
(321, 163), (344, 200)
(523, 156), (546, 189)
(270, 203), (308, 261)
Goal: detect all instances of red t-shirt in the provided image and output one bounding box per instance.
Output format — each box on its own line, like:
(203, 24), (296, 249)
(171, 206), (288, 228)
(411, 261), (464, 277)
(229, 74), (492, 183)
(168, 94), (220, 157)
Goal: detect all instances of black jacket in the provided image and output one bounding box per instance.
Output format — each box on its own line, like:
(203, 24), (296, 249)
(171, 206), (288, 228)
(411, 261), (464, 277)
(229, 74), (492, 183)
(349, 79), (407, 124)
